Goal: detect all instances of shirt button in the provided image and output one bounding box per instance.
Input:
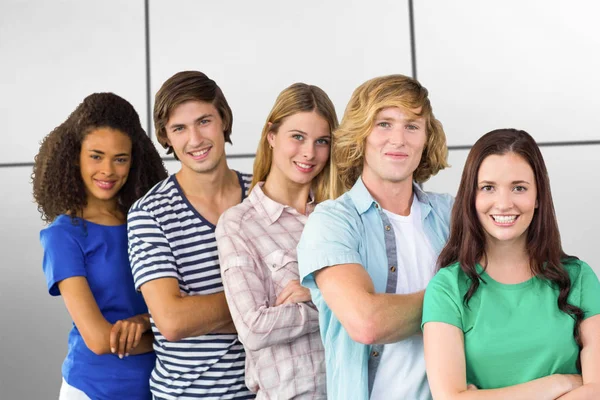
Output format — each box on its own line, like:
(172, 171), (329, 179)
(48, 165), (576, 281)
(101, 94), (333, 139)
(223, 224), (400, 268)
(385, 225), (391, 231)
(390, 266), (396, 272)
(374, 203), (379, 209)
(372, 351), (379, 357)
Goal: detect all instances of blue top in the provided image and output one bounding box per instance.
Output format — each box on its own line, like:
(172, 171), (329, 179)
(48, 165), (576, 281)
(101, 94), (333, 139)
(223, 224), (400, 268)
(41, 215), (155, 400)
(297, 177), (454, 400)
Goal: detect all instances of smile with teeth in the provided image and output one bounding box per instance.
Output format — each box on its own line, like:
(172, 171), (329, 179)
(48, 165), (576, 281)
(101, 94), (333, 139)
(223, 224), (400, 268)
(294, 161), (315, 172)
(189, 147), (210, 157)
(491, 215), (518, 224)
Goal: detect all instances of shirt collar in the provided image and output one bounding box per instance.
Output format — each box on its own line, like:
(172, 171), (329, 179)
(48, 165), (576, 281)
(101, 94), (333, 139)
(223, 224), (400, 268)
(249, 182), (315, 225)
(348, 176), (432, 217)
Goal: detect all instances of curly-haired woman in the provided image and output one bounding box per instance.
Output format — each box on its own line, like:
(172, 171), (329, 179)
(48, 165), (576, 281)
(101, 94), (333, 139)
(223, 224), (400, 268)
(32, 92), (168, 400)
(422, 129), (600, 399)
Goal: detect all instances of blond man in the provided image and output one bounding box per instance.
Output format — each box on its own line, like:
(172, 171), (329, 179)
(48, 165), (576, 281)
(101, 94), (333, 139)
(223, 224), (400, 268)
(297, 74), (452, 400)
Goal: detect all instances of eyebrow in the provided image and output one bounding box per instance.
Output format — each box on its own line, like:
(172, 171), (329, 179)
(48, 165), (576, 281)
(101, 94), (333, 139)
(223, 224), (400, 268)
(88, 149), (130, 157)
(479, 180), (531, 185)
(168, 114), (213, 130)
(288, 129), (332, 138)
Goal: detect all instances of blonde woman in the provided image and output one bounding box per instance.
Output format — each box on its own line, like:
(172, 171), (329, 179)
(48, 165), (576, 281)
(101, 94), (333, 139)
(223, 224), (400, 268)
(216, 83), (338, 399)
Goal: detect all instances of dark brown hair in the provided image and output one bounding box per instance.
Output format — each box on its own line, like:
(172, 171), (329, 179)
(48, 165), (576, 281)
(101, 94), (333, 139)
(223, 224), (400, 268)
(32, 92), (168, 223)
(438, 128), (583, 367)
(154, 71), (233, 158)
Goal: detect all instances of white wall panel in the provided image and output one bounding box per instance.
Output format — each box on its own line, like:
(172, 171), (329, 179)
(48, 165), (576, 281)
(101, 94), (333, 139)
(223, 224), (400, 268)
(424, 145), (600, 274)
(415, 0), (600, 146)
(149, 0), (413, 156)
(0, 167), (72, 398)
(0, 0), (147, 164)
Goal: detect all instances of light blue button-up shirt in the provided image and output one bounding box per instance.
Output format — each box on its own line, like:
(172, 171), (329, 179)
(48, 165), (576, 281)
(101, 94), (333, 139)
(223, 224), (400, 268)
(297, 177), (454, 400)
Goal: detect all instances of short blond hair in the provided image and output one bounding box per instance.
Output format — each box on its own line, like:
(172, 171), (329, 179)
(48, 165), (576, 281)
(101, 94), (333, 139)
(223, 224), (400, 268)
(251, 83), (338, 204)
(330, 74), (448, 198)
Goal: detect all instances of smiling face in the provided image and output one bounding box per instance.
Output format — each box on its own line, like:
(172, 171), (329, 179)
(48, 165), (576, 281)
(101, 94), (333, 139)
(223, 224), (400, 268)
(79, 127), (132, 206)
(475, 152), (538, 248)
(362, 106), (427, 188)
(267, 111), (331, 186)
(165, 100), (227, 175)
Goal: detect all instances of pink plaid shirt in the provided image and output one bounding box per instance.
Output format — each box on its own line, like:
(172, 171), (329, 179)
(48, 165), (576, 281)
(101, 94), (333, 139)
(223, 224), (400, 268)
(216, 182), (326, 399)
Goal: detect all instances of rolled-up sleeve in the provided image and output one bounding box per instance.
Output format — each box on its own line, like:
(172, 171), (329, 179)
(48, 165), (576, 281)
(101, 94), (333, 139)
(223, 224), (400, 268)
(297, 201), (362, 290)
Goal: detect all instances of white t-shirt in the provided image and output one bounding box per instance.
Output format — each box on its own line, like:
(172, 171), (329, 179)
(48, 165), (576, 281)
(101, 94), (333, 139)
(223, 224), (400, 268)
(371, 195), (436, 400)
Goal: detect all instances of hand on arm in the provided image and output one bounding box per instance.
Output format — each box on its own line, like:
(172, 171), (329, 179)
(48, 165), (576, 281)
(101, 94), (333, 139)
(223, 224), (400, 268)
(314, 263), (424, 344)
(555, 314), (600, 399)
(423, 322), (582, 400)
(58, 277), (153, 356)
(139, 277), (233, 342)
(275, 280), (312, 306)
(109, 313), (152, 358)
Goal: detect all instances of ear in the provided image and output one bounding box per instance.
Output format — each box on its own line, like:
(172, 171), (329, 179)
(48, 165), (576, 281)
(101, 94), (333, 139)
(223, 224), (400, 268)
(267, 129), (276, 149)
(535, 199), (539, 209)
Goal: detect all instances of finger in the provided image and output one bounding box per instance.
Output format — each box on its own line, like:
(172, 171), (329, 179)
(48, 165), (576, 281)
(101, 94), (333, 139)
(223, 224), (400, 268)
(124, 323), (137, 356)
(110, 321), (122, 353)
(118, 321), (130, 358)
(276, 281), (300, 306)
(132, 323), (143, 351)
(467, 384), (478, 391)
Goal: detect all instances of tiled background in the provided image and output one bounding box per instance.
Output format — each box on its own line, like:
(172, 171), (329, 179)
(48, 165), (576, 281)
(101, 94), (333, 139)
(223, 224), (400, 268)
(1, 0), (598, 397)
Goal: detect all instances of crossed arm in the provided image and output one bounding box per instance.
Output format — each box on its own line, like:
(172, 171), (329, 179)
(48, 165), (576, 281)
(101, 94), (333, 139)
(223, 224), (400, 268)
(58, 277), (153, 358)
(314, 262), (424, 345)
(423, 315), (600, 400)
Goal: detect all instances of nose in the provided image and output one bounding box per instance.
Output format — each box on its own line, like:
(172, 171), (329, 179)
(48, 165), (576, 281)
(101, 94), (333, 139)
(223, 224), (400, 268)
(389, 127), (406, 146)
(303, 142), (316, 160)
(100, 158), (115, 176)
(496, 189), (514, 211)
(189, 125), (204, 145)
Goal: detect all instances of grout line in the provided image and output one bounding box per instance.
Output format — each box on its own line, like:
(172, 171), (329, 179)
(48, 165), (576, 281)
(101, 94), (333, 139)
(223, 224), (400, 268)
(4, 141), (600, 169)
(144, 0), (152, 139)
(408, 0), (417, 80)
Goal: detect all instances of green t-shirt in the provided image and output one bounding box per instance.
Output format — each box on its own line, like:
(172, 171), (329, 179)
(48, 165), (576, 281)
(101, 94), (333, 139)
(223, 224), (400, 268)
(422, 259), (600, 389)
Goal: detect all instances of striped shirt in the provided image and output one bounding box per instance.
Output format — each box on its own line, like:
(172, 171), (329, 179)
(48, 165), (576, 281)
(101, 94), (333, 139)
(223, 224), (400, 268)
(216, 183), (325, 399)
(127, 171), (254, 400)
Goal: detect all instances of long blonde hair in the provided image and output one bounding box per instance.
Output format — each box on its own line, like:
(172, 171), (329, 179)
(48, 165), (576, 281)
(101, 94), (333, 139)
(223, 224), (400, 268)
(330, 74), (448, 198)
(251, 83), (339, 204)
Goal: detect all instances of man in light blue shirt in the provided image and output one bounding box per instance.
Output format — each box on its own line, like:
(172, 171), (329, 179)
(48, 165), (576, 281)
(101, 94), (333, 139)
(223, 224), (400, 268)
(297, 74), (453, 400)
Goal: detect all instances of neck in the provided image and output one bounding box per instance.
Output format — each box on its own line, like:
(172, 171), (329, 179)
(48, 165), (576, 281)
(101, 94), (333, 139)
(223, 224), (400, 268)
(262, 171), (312, 215)
(82, 196), (122, 221)
(482, 237), (531, 279)
(176, 159), (236, 199)
(362, 171), (414, 216)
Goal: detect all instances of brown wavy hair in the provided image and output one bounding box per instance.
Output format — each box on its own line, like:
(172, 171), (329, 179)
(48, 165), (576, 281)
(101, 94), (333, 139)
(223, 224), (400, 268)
(154, 71), (233, 159)
(251, 82), (338, 204)
(32, 92), (168, 223)
(438, 128), (583, 368)
(330, 74), (448, 198)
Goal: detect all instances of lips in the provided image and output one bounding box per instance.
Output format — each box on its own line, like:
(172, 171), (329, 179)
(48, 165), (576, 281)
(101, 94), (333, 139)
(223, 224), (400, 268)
(293, 161), (315, 173)
(491, 214), (518, 226)
(188, 146), (211, 160)
(384, 151), (409, 160)
(94, 179), (116, 190)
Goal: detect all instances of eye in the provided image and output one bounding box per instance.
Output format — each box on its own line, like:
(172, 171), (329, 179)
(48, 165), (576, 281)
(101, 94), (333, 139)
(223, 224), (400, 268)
(480, 185), (494, 192)
(90, 154), (101, 160)
(115, 157), (129, 164)
(292, 134), (304, 141)
(377, 121), (391, 128)
(199, 119), (210, 125)
(172, 126), (184, 133)
(406, 124), (419, 131)
(316, 138), (330, 145)
(513, 185), (527, 192)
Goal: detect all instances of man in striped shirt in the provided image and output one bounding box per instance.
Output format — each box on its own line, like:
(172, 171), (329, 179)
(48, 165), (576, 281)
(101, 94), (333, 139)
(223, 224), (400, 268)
(127, 71), (254, 399)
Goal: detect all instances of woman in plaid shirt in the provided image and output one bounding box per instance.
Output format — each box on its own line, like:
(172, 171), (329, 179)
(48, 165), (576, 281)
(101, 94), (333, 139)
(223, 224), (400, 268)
(215, 82), (338, 399)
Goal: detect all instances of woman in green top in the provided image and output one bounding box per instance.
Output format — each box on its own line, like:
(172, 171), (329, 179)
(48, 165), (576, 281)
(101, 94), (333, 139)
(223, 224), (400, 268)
(422, 129), (600, 399)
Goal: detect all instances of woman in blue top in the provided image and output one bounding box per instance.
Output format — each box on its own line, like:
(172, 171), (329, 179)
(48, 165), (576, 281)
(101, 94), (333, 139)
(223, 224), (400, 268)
(32, 93), (168, 400)
(422, 129), (600, 399)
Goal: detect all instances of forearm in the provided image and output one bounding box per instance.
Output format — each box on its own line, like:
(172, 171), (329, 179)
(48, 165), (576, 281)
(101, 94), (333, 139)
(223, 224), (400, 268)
(158, 292), (232, 341)
(127, 332), (155, 355)
(235, 303), (320, 351)
(556, 383), (600, 399)
(364, 290), (424, 344)
(438, 375), (575, 400)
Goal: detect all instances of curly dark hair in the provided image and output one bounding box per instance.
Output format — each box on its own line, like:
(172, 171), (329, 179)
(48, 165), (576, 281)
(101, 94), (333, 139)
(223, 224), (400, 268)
(32, 92), (168, 223)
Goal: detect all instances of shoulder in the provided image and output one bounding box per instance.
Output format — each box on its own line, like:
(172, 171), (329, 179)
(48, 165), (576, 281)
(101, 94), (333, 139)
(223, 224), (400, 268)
(234, 170), (253, 191)
(40, 215), (84, 242)
(563, 258), (597, 283)
(129, 176), (176, 213)
(216, 198), (255, 238)
(430, 262), (465, 287)
(422, 190), (455, 211)
(311, 194), (361, 225)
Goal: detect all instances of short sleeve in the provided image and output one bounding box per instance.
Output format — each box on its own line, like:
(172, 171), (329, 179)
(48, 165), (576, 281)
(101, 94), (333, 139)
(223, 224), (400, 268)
(576, 261), (600, 319)
(422, 267), (464, 331)
(297, 201), (362, 290)
(40, 225), (86, 296)
(127, 205), (179, 290)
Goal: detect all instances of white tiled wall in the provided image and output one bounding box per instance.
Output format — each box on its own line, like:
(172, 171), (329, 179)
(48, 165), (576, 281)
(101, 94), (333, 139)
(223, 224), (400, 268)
(1, 1), (598, 398)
